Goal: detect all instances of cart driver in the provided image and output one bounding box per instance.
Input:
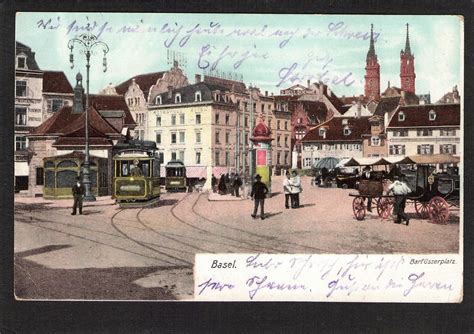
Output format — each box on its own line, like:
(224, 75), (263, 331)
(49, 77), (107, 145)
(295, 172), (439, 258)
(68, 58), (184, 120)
(361, 166), (373, 212)
(388, 175), (412, 226)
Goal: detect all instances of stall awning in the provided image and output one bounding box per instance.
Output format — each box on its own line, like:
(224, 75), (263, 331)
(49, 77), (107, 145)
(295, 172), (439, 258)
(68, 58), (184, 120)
(408, 154), (460, 165)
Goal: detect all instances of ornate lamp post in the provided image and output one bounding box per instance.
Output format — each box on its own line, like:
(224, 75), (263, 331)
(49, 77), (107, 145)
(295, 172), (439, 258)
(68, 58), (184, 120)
(68, 23), (109, 201)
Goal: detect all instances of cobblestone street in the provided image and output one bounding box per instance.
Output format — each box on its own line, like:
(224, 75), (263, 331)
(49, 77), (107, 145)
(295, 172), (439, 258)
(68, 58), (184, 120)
(14, 176), (460, 300)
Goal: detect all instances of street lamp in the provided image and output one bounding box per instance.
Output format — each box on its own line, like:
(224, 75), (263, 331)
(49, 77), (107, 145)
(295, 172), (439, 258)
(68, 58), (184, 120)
(68, 23), (109, 201)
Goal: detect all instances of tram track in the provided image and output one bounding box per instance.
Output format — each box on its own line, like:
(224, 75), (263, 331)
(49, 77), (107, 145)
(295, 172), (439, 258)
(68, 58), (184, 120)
(191, 193), (327, 253)
(110, 208), (193, 267)
(169, 193), (290, 253)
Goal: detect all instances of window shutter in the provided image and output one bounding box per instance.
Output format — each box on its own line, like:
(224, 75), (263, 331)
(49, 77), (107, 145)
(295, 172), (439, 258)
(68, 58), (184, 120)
(417, 145), (420, 154)
(430, 145), (434, 154)
(439, 144), (443, 154)
(47, 100), (52, 113)
(453, 145), (456, 154)
(402, 146), (406, 155)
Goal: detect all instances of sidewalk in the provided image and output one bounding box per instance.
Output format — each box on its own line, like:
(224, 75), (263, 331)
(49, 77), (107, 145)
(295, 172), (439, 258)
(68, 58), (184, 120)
(14, 194), (116, 208)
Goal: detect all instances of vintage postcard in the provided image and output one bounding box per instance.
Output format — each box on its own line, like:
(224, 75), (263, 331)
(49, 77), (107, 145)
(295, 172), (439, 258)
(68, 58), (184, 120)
(13, 13), (463, 301)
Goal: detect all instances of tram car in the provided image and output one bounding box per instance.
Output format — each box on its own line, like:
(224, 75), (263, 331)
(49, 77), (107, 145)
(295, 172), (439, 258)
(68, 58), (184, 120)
(165, 160), (187, 192)
(113, 140), (161, 206)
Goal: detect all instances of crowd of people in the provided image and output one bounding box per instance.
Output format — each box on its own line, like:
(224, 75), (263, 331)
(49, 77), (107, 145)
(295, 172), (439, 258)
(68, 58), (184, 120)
(211, 172), (243, 197)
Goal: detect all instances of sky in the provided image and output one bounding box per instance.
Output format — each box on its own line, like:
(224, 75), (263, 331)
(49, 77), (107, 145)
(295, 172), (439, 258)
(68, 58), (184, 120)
(16, 13), (463, 102)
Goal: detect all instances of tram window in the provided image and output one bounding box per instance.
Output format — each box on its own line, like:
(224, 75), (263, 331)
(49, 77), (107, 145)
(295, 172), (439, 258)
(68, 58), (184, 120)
(121, 162), (129, 176)
(141, 162), (150, 177)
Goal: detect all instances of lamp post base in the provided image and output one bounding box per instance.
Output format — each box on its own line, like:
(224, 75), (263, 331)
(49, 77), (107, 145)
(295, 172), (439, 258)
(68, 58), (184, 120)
(83, 194), (96, 202)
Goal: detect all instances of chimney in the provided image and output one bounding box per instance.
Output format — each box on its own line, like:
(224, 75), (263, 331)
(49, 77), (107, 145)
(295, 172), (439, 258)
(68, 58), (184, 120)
(307, 79), (310, 88)
(265, 91), (268, 97)
(72, 72), (84, 114)
(167, 85), (173, 99)
(271, 92), (274, 96)
(195, 74), (201, 83)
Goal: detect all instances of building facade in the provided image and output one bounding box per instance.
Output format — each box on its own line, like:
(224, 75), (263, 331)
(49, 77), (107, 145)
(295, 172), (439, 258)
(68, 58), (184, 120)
(386, 104), (460, 161)
(112, 62), (189, 140)
(27, 75), (136, 197)
(301, 116), (370, 169)
(147, 80), (238, 187)
(15, 42), (44, 192)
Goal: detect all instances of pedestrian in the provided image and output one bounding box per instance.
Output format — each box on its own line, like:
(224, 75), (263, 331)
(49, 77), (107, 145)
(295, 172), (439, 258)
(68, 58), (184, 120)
(71, 176), (85, 215)
(283, 171), (292, 209)
(388, 175), (412, 226)
(233, 173), (243, 198)
(225, 173), (231, 194)
(230, 172), (236, 196)
(211, 174), (217, 193)
(290, 170), (302, 208)
(218, 175), (227, 195)
(361, 166), (373, 212)
(251, 174), (269, 220)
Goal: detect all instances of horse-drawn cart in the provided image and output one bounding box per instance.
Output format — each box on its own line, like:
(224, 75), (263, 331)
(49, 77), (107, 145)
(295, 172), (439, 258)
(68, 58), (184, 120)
(346, 154), (460, 224)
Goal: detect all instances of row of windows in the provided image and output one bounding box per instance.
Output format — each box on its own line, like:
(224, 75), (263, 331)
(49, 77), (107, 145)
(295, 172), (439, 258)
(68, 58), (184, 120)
(156, 113), (201, 126)
(391, 128), (457, 137)
(389, 144), (457, 155)
(306, 143), (362, 151)
(156, 131), (202, 145)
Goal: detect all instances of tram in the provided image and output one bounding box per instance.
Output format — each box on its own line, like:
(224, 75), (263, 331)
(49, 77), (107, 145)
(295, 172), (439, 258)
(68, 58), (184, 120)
(112, 141), (161, 206)
(165, 160), (187, 192)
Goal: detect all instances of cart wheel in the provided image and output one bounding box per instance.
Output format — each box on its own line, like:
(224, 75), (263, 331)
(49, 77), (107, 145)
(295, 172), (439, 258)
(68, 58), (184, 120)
(414, 201), (430, 219)
(428, 196), (450, 224)
(352, 197), (366, 220)
(377, 197), (394, 219)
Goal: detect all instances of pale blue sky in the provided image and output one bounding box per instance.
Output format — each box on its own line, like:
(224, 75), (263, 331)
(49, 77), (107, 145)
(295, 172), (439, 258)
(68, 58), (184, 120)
(16, 13), (462, 101)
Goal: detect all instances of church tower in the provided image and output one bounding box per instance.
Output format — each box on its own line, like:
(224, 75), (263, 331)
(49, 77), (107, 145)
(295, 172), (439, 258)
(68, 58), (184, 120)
(364, 24), (380, 101)
(400, 23), (416, 93)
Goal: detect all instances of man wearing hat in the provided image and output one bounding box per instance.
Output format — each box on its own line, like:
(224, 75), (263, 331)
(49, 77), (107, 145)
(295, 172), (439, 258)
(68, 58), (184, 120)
(388, 175), (412, 225)
(361, 166), (373, 212)
(71, 176), (85, 215)
(250, 174), (269, 220)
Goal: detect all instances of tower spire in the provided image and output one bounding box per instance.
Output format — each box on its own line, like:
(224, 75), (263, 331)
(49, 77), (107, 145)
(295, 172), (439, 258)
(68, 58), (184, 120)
(366, 24), (376, 60)
(404, 23), (411, 55)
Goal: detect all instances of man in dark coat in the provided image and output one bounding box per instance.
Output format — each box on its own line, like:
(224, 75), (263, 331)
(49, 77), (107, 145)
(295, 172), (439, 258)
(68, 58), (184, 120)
(233, 173), (243, 198)
(250, 174), (269, 220)
(218, 175), (227, 195)
(211, 174), (217, 193)
(71, 176), (85, 215)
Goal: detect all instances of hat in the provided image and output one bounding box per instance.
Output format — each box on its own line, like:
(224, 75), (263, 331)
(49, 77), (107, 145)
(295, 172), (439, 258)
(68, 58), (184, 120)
(255, 174), (262, 180)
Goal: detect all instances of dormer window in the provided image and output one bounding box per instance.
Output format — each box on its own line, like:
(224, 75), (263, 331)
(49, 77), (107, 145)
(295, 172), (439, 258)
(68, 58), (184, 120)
(371, 136), (381, 146)
(155, 95), (162, 105)
(319, 128), (326, 137)
(429, 110), (436, 121)
(398, 112), (405, 121)
(195, 91), (202, 102)
(175, 93), (181, 103)
(343, 126), (351, 136)
(17, 55), (27, 69)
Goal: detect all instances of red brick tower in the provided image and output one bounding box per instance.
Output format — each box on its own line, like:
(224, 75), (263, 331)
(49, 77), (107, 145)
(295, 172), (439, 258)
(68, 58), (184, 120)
(400, 23), (416, 93)
(364, 24), (380, 101)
